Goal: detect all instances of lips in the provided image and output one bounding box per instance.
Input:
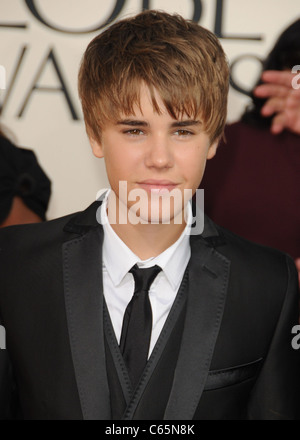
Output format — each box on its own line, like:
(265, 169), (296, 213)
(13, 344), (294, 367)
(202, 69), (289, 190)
(137, 180), (178, 192)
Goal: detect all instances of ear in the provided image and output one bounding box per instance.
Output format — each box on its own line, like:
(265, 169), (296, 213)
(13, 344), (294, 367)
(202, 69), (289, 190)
(89, 137), (104, 158)
(207, 139), (219, 160)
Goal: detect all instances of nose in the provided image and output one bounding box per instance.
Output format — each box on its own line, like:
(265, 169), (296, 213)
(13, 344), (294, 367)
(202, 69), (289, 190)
(145, 135), (174, 169)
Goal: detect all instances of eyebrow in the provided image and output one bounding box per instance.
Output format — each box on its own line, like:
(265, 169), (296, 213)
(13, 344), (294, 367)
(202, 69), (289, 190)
(116, 119), (202, 127)
(116, 119), (148, 127)
(171, 120), (202, 128)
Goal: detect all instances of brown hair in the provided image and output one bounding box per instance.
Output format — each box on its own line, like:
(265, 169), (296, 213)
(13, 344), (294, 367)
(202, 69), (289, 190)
(78, 10), (229, 144)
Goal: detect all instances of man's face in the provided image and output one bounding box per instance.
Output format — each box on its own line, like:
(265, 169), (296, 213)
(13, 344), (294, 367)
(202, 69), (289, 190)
(90, 84), (217, 225)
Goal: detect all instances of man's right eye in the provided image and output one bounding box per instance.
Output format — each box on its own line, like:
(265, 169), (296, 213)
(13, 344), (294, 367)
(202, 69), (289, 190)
(124, 129), (144, 136)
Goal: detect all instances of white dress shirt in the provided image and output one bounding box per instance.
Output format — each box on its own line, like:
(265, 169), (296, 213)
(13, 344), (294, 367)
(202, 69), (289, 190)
(100, 191), (191, 356)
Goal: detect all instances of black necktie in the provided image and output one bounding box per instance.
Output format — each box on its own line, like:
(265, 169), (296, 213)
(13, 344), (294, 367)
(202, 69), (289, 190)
(119, 264), (162, 389)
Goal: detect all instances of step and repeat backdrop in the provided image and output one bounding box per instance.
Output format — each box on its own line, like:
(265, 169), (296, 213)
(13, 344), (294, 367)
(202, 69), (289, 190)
(0, 0), (299, 219)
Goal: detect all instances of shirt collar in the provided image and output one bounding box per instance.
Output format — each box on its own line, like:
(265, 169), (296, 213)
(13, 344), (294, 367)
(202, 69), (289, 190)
(100, 190), (191, 290)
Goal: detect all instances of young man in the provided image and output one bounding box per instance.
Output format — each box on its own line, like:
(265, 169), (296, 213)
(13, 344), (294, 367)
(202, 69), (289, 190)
(0, 10), (299, 420)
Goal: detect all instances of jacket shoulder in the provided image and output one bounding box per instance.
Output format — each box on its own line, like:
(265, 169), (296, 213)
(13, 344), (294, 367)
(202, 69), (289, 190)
(210, 220), (297, 287)
(0, 200), (102, 249)
(0, 211), (78, 247)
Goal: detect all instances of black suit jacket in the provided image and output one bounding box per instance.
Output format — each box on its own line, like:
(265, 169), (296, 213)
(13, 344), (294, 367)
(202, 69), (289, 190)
(0, 200), (299, 420)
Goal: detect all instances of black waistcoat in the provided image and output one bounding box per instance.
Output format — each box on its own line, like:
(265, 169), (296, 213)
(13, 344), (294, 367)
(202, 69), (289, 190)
(104, 269), (189, 420)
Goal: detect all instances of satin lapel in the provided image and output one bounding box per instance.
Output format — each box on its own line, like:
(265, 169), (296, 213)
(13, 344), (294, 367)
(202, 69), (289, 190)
(164, 235), (230, 420)
(62, 227), (111, 420)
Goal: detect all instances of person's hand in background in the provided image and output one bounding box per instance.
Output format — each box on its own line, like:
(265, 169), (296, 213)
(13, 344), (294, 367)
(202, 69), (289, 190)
(254, 69), (300, 135)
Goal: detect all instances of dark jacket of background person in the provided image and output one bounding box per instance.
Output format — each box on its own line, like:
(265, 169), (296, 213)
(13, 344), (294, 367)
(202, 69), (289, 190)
(0, 131), (51, 227)
(201, 121), (300, 260)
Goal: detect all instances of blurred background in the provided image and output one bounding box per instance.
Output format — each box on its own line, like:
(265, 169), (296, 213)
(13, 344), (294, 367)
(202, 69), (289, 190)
(0, 0), (299, 220)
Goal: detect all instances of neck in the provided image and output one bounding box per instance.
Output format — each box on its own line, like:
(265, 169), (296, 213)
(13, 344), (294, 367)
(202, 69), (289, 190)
(110, 221), (186, 260)
(105, 191), (189, 259)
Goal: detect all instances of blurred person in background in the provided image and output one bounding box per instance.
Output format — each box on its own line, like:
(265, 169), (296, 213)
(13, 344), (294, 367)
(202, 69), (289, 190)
(200, 18), (300, 286)
(0, 126), (51, 227)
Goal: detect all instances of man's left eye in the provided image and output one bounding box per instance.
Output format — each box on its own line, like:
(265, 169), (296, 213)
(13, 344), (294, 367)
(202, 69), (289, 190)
(175, 129), (193, 136)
